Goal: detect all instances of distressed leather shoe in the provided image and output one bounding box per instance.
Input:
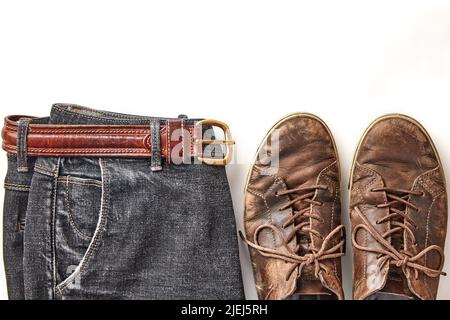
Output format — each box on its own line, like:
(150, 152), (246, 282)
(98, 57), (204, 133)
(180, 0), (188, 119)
(241, 113), (345, 300)
(349, 114), (447, 300)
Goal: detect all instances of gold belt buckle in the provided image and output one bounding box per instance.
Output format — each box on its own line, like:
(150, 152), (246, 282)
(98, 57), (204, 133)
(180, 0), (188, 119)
(194, 119), (235, 166)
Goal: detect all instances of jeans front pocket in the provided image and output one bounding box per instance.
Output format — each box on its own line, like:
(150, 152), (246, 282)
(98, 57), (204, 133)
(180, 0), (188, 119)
(53, 159), (109, 295)
(60, 176), (102, 239)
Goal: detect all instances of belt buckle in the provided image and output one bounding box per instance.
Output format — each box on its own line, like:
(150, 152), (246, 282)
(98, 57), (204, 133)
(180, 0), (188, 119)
(194, 119), (235, 166)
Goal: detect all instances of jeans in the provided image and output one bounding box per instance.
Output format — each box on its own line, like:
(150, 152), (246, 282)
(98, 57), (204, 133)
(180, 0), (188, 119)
(3, 104), (244, 300)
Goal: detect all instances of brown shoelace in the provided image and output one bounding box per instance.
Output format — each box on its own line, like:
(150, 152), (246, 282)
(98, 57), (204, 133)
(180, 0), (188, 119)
(352, 187), (446, 279)
(240, 184), (345, 280)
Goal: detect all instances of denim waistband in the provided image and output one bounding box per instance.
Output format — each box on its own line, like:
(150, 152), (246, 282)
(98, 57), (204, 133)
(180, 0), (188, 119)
(45, 103), (200, 125)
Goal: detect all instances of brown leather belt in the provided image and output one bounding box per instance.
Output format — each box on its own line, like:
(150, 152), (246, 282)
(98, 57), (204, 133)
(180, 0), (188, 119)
(1, 115), (234, 166)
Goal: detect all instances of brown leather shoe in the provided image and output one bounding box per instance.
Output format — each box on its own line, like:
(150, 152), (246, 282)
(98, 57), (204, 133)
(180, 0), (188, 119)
(241, 113), (345, 300)
(349, 114), (447, 300)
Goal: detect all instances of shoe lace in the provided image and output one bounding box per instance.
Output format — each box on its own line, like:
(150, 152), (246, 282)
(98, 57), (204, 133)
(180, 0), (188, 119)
(351, 187), (446, 279)
(240, 184), (345, 281)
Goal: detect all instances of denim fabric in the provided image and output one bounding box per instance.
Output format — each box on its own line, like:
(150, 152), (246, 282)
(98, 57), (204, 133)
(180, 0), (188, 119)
(3, 104), (244, 300)
(3, 155), (36, 299)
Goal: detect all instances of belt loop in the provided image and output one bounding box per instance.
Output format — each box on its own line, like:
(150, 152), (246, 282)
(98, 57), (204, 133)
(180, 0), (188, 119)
(150, 120), (162, 172)
(180, 119), (186, 164)
(177, 115), (190, 164)
(167, 119), (187, 165)
(178, 114), (189, 164)
(181, 119), (191, 164)
(17, 118), (32, 173)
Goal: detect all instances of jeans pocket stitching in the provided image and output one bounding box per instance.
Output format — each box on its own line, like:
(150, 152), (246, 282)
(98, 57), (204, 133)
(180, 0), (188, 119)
(55, 158), (110, 295)
(64, 176), (95, 240)
(57, 176), (102, 188)
(4, 183), (31, 192)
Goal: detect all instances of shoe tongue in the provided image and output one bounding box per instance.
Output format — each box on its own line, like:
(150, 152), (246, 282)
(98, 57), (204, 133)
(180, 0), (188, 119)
(293, 264), (333, 296)
(378, 270), (415, 299)
(294, 274), (332, 297)
(390, 201), (406, 252)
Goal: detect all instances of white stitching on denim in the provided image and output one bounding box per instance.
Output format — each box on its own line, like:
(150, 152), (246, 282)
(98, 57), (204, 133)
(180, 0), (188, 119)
(52, 104), (200, 123)
(57, 176), (102, 188)
(55, 158), (110, 295)
(55, 104), (152, 120)
(34, 164), (57, 177)
(51, 158), (61, 298)
(64, 176), (93, 240)
(17, 119), (30, 172)
(59, 181), (102, 188)
(53, 105), (150, 123)
(4, 183), (31, 192)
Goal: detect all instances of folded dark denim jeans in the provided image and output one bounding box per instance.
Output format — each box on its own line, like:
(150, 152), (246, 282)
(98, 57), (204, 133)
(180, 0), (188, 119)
(3, 104), (244, 300)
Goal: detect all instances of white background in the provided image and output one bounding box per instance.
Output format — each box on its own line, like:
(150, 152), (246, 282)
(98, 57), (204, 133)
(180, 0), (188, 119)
(1, 0), (450, 300)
